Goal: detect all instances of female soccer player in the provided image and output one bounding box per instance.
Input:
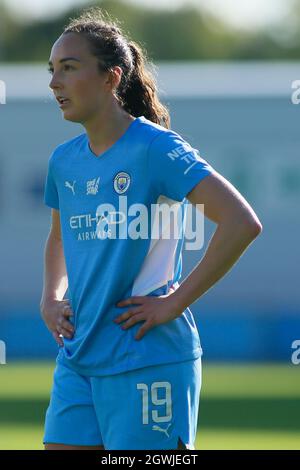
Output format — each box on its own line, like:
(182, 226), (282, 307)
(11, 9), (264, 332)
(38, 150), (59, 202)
(40, 8), (262, 450)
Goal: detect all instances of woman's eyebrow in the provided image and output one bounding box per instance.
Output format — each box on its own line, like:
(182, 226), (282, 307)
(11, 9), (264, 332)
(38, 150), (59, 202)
(48, 57), (81, 66)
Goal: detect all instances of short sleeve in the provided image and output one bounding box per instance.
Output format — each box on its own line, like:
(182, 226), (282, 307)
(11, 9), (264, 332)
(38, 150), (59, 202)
(148, 130), (214, 202)
(44, 153), (59, 210)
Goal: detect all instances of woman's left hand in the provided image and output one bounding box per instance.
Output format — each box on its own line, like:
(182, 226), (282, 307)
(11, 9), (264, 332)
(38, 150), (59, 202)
(113, 289), (182, 341)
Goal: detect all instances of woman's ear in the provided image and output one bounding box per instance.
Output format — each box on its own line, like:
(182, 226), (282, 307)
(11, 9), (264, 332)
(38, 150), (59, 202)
(107, 66), (123, 92)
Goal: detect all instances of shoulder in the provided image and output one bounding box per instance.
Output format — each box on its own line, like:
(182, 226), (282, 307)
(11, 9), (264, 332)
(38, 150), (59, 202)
(49, 133), (86, 166)
(141, 118), (187, 148)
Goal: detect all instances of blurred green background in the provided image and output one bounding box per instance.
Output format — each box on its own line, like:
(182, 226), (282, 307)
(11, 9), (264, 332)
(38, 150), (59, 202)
(0, 0), (300, 62)
(1, 362), (300, 450)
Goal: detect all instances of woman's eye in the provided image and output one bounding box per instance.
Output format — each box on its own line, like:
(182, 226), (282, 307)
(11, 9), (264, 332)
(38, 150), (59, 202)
(47, 65), (74, 75)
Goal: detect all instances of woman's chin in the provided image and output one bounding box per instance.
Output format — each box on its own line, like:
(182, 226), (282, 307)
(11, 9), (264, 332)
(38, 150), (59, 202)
(61, 110), (81, 122)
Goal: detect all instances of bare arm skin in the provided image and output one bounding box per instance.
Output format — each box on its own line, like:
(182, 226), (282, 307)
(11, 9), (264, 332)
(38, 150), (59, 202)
(171, 170), (263, 311)
(40, 209), (74, 346)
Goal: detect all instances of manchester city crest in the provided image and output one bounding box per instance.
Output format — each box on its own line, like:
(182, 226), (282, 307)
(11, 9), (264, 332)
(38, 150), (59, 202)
(113, 171), (131, 194)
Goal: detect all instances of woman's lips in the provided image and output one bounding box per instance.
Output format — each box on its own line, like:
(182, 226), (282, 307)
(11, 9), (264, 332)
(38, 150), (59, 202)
(59, 99), (71, 108)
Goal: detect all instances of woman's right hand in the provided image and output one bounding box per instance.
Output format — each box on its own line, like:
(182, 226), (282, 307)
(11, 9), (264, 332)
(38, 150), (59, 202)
(40, 299), (75, 347)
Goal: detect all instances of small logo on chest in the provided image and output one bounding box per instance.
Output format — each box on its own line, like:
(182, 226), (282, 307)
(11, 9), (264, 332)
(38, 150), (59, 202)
(65, 180), (76, 195)
(87, 177), (100, 195)
(113, 171), (131, 194)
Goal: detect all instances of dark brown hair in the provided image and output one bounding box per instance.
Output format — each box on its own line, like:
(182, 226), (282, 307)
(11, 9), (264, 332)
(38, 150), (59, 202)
(63, 7), (170, 128)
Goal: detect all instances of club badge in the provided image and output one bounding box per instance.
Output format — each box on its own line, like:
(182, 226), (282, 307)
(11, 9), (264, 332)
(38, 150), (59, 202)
(113, 171), (131, 194)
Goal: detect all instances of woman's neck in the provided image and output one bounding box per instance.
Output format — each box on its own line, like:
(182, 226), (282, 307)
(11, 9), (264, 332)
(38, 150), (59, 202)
(83, 102), (135, 156)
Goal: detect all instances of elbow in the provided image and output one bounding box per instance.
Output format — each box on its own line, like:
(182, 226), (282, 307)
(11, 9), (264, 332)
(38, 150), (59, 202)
(242, 215), (263, 240)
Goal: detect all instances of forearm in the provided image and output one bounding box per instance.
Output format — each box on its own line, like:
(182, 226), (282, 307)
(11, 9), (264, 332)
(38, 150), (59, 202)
(40, 233), (68, 307)
(172, 217), (262, 312)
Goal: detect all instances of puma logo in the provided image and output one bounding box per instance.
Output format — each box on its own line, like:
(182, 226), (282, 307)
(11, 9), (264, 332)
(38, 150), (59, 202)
(65, 180), (76, 195)
(152, 423), (172, 438)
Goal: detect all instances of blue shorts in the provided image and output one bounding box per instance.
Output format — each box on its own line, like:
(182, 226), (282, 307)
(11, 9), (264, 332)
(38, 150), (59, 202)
(43, 356), (202, 450)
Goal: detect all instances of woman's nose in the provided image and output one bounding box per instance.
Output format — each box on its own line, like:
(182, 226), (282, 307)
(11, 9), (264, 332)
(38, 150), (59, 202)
(49, 73), (61, 90)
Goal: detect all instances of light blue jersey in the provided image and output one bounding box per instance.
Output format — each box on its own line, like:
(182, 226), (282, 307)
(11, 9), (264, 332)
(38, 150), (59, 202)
(44, 115), (214, 376)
